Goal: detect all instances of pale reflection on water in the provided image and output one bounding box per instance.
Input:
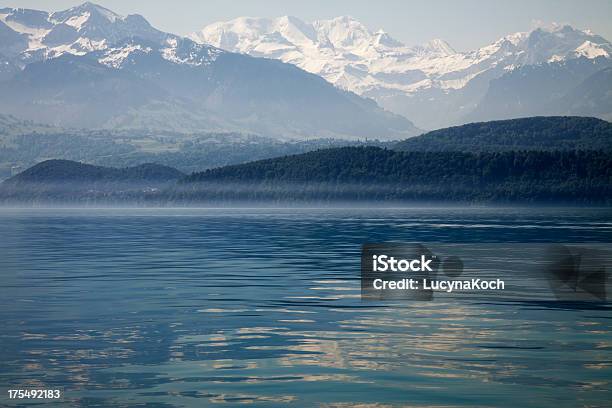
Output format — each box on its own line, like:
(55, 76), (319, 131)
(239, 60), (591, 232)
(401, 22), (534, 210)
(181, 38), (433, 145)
(0, 208), (610, 407)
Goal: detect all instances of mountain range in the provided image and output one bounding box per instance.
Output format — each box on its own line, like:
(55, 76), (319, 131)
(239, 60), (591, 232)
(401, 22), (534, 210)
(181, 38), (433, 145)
(0, 2), (418, 139)
(191, 16), (612, 128)
(1, 2), (611, 137)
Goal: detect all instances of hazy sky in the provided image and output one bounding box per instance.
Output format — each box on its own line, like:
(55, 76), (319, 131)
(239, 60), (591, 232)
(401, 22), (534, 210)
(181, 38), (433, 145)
(1, 0), (611, 51)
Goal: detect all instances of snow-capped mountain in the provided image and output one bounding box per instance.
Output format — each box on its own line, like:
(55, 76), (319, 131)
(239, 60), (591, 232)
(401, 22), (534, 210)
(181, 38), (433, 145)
(0, 2), (227, 70)
(1, 3), (611, 133)
(0, 3), (420, 139)
(191, 17), (612, 128)
(0, 2), (167, 64)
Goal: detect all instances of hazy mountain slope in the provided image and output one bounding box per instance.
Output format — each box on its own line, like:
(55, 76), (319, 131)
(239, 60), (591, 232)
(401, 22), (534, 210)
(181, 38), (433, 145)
(0, 53), (169, 128)
(0, 38), (418, 138)
(556, 67), (612, 121)
(0, 19), (28, 58)
(393, 117), (612, 152)
(0, 3), (419, 139)
(466, 57), (612, 123)
(192, 17), (612, 129)
(0, 52), (18, 80)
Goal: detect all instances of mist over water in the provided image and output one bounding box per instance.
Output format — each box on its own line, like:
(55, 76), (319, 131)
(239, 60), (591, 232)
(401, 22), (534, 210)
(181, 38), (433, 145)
(0, 207), (610, 407)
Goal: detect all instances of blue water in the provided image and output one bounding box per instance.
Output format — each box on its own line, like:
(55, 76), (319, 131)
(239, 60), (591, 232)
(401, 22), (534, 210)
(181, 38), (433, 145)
(0, 208), (611, 407)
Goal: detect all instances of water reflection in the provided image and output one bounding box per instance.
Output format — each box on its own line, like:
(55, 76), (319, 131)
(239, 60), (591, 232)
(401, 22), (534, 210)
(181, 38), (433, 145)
(0, 208), (610, 407)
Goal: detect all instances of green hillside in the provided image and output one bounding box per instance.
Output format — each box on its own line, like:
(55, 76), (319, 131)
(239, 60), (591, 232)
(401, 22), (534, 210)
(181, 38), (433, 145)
(394, 117), (612, 152)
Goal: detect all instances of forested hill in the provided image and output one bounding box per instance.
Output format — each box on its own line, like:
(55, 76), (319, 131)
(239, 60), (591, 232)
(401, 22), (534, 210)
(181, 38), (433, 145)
(2, 148), (611, 204)
(180, 147), (612, 203)
(4, 160), (185, 184)
(185, 147), (611, 184)
(393, 116), (612, 152)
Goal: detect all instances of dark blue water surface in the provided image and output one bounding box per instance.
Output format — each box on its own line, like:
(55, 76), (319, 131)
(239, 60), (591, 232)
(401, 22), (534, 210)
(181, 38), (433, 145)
(0, 207), (611, 407)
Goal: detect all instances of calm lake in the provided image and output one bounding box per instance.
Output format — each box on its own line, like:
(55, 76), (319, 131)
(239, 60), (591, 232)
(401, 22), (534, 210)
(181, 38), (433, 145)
(0, 207), (610, 407)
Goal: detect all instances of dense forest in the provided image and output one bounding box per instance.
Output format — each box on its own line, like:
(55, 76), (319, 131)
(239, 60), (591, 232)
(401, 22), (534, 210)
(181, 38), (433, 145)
(1, 148), (611, 204)
(186, 147), (611, 184)
(5, 160), (185, 184)
(177, 147), (612, 203)
(394, 116), (612, 152)
(0, 160), (184, 203)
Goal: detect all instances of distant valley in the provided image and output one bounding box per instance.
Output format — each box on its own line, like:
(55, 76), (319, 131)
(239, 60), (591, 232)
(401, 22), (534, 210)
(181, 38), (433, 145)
(0, 113), (390, 181)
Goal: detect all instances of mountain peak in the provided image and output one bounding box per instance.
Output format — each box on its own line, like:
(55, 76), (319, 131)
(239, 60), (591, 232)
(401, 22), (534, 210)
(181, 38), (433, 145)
(424, 39), (456, 55)
(71, 2), (122, 22)
(318, 15), (368, 31)
(278, 15), (302, 24)
(373, 29), (404, 48)
(520, 24), (612, 63)
(312, 16), (371, 49)
(331, 15), (359, 24)
(530, 23), (595, 38)
(47, 1), (124, 32)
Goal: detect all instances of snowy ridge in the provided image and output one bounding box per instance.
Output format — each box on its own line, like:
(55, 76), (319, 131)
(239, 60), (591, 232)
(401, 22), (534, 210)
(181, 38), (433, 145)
(49, 2), (122, 25)
(98, 41), (151, 68)
(0, 2), (224, 70)
(575, 40), (610, 59)
(0, 2), (164, 64)
(160, 37), (222, 66)
(94, 37), (222, 69)
(190, 16), (612, 98)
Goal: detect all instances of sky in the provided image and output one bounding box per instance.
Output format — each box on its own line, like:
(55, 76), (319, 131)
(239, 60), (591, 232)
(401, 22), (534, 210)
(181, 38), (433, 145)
(1, 0), (611, 51)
